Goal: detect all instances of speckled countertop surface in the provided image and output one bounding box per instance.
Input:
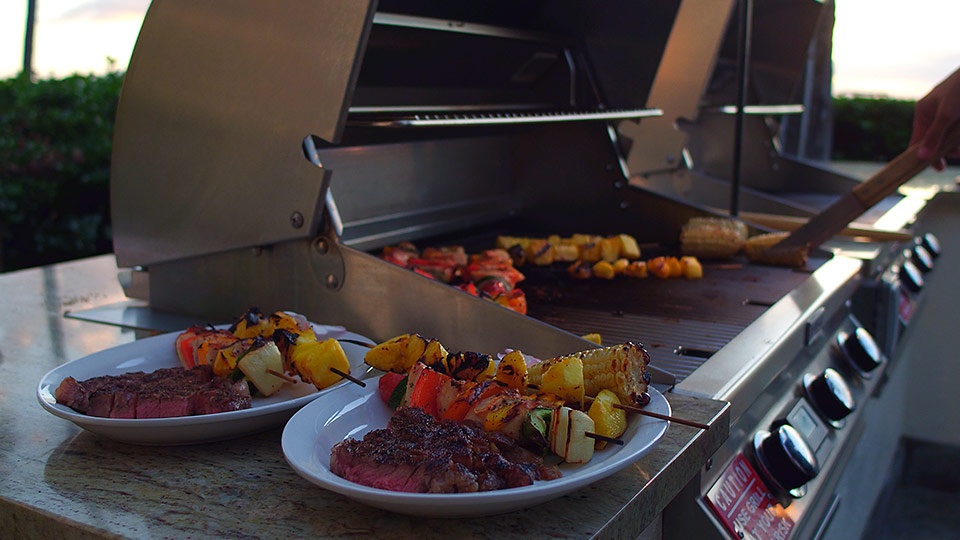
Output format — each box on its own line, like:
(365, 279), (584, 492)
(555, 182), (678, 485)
(0, 255), (728, 539)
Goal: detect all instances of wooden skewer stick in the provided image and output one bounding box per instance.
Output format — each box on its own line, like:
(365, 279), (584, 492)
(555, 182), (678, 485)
(338, 338), (375, 348)
(267, 367), (367, 388)
(612, 402), (710, 430)
(329, 367), (367, 387)
(578, 392), (710, 430)
(585, 432), (625, 446)
(267, 369), (298, 384)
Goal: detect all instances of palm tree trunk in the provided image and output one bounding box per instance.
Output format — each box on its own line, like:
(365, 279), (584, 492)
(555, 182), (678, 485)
(22, 0), (37, 80)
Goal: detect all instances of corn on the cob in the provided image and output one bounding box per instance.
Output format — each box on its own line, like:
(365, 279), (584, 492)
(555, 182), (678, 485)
(743, 231), (808, 267)
(529, 342), (651, 407)
(680, 217), (748, 259)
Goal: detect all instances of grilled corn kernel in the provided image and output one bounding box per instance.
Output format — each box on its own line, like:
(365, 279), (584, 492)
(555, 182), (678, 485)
(529, 342), (651, 408)
(744, 231), (808, 267)
(680, 217), (748, 259)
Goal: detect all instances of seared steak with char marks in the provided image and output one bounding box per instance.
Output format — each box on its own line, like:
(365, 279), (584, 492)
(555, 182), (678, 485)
(329, 406), (561, 493)
(54, 365), (252, 418)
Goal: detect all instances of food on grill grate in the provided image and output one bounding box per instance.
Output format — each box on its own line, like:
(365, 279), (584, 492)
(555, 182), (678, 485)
(497, 233), (642, 266)
(175, 308), (352, 396)
(54, 365), (252, 418)
(743, 231), (809, 268)
(381, 244), (529, 314)
(329, 406), (561, 493)
(680, 217), (749, 259)
(528, 342), (652, 408)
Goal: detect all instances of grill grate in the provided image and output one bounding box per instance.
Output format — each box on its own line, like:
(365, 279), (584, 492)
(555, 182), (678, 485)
(522, 256), (830, 381)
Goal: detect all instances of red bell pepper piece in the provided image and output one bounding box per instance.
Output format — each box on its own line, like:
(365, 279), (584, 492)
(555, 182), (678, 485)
(407, 367), (445, 418)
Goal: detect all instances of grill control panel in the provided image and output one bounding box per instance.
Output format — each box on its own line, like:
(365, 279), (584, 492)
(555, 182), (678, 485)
(853, 233), (941, 360)
(696, 314), (888, 540)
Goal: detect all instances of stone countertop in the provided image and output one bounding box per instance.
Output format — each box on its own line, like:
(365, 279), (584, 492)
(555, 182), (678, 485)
(0, 255), (728, 539)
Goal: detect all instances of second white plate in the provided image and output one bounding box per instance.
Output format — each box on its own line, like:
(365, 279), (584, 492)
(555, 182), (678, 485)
(37, 324), (375, 445)
(282, 375), (670, 517)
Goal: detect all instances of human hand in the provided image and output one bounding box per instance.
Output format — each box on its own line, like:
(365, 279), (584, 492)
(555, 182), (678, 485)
(910, 67), (960, 171)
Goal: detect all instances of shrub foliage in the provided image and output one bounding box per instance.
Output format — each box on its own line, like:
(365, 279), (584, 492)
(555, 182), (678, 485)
(831, 95), (914, 162)
(0, 72), (122, 271)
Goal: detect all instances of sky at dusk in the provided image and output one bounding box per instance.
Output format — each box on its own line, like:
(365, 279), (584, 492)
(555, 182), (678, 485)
(2, 0), (959, 100)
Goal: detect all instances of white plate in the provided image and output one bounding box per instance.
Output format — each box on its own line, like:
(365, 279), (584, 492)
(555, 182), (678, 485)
(282, 376), (670, 517)
(37, 324), (375, 445)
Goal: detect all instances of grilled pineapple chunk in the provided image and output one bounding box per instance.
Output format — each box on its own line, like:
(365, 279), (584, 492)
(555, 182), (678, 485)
(420, 338), (450, 372)
(268, 311), (316, 340)
(292, 338), (351, 389)
(616, 233), (642, 259)
(212, 337), (253, 377)
(530, 355), (585, 409)
(231, 307), (273, 339)
(680, 256), (703, 279)
(238, 340), (286, 396)
(446, 351), (496, 381)
(587, 389), (628, 450)
(364, 333), (428, 373)
(495, 350), (528, 390)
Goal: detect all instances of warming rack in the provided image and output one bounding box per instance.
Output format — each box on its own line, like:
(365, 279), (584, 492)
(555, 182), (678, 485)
(346, 107), (662, 128)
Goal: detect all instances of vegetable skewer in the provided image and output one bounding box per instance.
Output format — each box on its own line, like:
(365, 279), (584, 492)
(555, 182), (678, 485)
(175, 308), (360, 395)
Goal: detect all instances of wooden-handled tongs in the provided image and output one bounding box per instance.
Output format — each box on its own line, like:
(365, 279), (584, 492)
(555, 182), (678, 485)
(764, 123), (960, 261)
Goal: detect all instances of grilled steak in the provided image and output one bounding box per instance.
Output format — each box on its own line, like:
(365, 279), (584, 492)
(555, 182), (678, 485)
(329, 406), (561, 493)
(54, 365), (252, 418)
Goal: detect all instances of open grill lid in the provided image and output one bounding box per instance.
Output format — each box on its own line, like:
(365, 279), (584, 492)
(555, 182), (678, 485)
(109, 0), (743, 270)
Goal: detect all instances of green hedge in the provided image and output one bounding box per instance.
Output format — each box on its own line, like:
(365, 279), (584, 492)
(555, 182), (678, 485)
(831, 96), (915, 162)
(0, 72), (122, 272)
(0, 74), (924, 273)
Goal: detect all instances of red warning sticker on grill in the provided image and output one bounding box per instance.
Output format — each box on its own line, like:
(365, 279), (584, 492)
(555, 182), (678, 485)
(898, 288), (915, 324)
(704, 453), (795, 540)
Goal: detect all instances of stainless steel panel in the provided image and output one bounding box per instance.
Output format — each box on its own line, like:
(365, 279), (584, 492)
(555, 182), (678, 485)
(111, 1), (376, 267)
(144, 237), (593, 359)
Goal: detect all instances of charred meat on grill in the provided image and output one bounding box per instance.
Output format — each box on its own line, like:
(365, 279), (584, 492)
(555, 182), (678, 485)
(329, 406), (561, 493)
(54, 364), (252, 418)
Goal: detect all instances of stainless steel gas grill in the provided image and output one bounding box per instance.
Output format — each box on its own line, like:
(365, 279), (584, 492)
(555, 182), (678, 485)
(101, 1), (944, 538)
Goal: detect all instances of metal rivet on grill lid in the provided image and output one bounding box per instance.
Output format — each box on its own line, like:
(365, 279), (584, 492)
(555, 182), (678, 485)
(290, 211), (304, 229)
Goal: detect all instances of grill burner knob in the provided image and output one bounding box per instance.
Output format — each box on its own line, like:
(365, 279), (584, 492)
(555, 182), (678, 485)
(839, 327), (883, 374)
(910, 245), (934, 273)
(921, 232), (941, 258)
(804, 368), (855, 427)
(753, 424), (819, 497)
(899, 260), (924, 293)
